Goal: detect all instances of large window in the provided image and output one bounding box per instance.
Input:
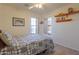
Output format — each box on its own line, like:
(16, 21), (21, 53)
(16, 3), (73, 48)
(47, 17), (53, 34)
(30, 17), (38, 34)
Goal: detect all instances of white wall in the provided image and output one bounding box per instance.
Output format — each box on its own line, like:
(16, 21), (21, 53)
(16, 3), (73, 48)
(42, 4), (79, 51)
(0, 4), (39, 37)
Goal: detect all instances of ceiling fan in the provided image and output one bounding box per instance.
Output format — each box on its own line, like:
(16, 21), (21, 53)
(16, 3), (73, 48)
(25, 3), (45, 10)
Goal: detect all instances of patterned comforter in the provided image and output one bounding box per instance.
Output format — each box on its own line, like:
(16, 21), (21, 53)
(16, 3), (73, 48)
(0, 39), (54, 55)
(0, 34), (54, 55)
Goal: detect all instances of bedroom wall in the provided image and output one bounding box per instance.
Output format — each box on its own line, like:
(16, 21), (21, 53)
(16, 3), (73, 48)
(0, 4), (39, 37)
(42, 3), (79, 51)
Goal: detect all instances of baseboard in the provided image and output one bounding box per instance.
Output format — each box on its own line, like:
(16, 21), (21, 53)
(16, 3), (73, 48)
(54, 42), (79, 52)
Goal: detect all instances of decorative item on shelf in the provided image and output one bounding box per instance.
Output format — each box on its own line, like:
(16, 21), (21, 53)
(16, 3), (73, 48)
(55, 8), (79, 17)
(56, 18), (72, 23)
(68, 8), (74, 14)
(61, 16), (65, 20)
(55, 7), (79, 23)
(12, 17), (25, 26)
(56, 15), (72, 23)
(40, 21), (43, 24)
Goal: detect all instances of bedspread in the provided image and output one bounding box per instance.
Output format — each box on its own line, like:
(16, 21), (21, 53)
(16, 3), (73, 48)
(0, 39), (54, 55)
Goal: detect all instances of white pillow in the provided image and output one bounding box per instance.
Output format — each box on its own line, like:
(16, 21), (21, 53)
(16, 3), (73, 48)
(4, 32), (12, 41)
(4, 32), (13, 45)
(0, 33), (11, 46)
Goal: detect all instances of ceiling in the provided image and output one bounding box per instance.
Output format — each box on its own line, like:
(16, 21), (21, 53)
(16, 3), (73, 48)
(5, 3), (70, 15)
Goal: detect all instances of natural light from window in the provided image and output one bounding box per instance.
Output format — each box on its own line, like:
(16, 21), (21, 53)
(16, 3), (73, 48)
(47, 17), (53, 34)
(30, 17), (37, 34)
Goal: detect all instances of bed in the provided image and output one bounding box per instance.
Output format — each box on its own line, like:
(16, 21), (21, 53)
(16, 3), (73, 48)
(0, 33), (54, 55)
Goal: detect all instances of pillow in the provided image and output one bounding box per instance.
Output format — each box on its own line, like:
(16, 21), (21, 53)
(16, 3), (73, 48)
(0, 32), (12, 46)
(4, 32), (12, 41)
(0, 33), (10, 46)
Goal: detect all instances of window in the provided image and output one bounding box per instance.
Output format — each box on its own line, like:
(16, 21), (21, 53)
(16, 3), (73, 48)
(30, 17), (38, 34)
(47, 17), (53, 34)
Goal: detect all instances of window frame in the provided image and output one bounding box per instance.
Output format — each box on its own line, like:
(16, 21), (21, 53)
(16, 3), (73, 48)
(30, 17), (38, 34)
(47, 17), (53, 35)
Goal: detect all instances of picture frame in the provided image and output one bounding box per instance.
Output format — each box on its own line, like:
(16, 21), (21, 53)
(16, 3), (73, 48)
(12, 17), (25, 26)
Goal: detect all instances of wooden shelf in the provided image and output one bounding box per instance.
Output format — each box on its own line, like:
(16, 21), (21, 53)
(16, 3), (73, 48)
(56, 19), (72, 23)
(55, 8), (79, 23)
(55, 10), (79, 17)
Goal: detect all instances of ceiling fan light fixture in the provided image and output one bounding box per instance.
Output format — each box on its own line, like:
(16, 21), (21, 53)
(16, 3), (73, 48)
(29, 3), (43, 9)
(38, 4), (43, 8)
(35, 4), (43, 8)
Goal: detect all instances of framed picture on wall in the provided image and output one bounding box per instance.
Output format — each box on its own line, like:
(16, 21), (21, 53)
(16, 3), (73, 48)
(12, 17), (25, 26)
